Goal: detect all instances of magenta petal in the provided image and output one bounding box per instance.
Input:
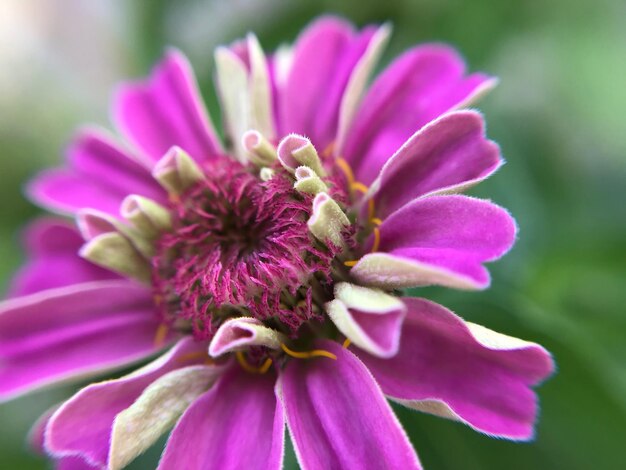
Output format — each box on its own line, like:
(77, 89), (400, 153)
(342, 44), (496, 184)
(29, 408), (98, 470)
(27, 130), (165, 216)
(114, 49), (222, 163)
(57, 457), (99, 470)
(360, 195), (516, 289)
(8, 218), (117, 298)
(369, 111), (502, 219)
(0, 281), (169, 402)
(280, 340), (421, 470)
(359, 298), (554, 439)
(45, 337), (208, 467)
(158, 367), (284, 470)
(280, 16), (376, 150)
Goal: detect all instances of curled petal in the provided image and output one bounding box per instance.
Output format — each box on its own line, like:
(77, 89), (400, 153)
(277, 134), (325, 176)
(353, 195), (517, 289)
(307, 192), (350, 249)
(279, 340), (421, 469)
(325, 283), (405, 358)
(208, 317), (286, 357)
(152, 146), (206, 195)
(357, 298), (554, 440)
(366, 110), (502, 219)
(46, 337), (212, 467)
(109, 365), (221, 470)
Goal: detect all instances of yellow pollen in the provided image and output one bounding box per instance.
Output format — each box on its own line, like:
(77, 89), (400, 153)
(153, 324), (169, 347)
(370, 217), (383, 226)
(344, 260), (359, 267)
(342, 338), (352, 349)
(335, 157), (355, 187)
(236, 351), (273, 374)
(280, 343), (337, 360)
(350, 181), (369, 194)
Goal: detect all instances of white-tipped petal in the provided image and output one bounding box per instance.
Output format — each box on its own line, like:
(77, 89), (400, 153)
(307, 192), (349, 249)
(77, 209), (155, 259)
(121, 195), (172, 236)
(326, 282), (406, 358)
(80, 232), (151, 282)
(109, 365), (221, 470)
(336, 23), (392, 152)
(77, 209), (119, 241)
(208, 317), (286, 357)
(242, 129), (277, 166)
(277, 134), (325, 176)
(214, 47), (250, 161)
(294, 166), (328, 195)
(247, 33), (276, 140)
(152, 146), (205, 195)
(259, 167), (275, 181)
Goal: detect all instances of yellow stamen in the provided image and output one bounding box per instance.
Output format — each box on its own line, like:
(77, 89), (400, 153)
(371, 227), (381, 253)
(342, 338), (351, 349)
(370, 217), (383, 226)
(344, 260), (359, 267)
(153, 324), (169, 347)
(280, 343), (337, 360)
(368, 198), (376, 221)
(335, 157), (355, 187)
(350, 181), (369, 194)
(258, 357), (274, 374)
(236, 351), (273, 374)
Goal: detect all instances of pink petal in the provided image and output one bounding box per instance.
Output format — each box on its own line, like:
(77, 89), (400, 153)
(0, 280), (170, 402)
(28, 407), (98, 470)
(368, 110), (502, 219)
(114, 49), (222, 163)
(279, 16), (377, 150)
(354, 195), (517, 289)
(279, 340), (421, 469)
(358, 298), (554, 440)
(45, 337), (209, 467)
(27, 129), (165, 216)
(8, 218), (117, 298)
(158, 367), (284, 470)
(341, 44), (496, 185)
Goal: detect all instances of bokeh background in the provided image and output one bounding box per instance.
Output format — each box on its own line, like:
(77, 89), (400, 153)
(1, 0), (625, 468)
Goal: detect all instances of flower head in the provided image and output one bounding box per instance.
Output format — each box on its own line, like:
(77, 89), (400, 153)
(1, 16), (553, 470)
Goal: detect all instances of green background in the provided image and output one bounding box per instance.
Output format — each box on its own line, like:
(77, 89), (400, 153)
(1, 0), (625, 468)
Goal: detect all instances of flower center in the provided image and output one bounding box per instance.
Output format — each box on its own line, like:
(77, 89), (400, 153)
(152, 158), (345, 340)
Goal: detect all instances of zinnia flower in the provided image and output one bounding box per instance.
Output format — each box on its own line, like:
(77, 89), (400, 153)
(1, 16), (554, 470)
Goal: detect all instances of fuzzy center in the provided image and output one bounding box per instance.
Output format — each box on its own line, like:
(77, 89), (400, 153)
(152, 159), (338, 339)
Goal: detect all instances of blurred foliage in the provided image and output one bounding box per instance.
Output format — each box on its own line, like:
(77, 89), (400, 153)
(1, 0), (625, 469)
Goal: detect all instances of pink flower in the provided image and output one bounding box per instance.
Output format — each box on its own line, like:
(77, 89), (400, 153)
(1, 16), (553, 470)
